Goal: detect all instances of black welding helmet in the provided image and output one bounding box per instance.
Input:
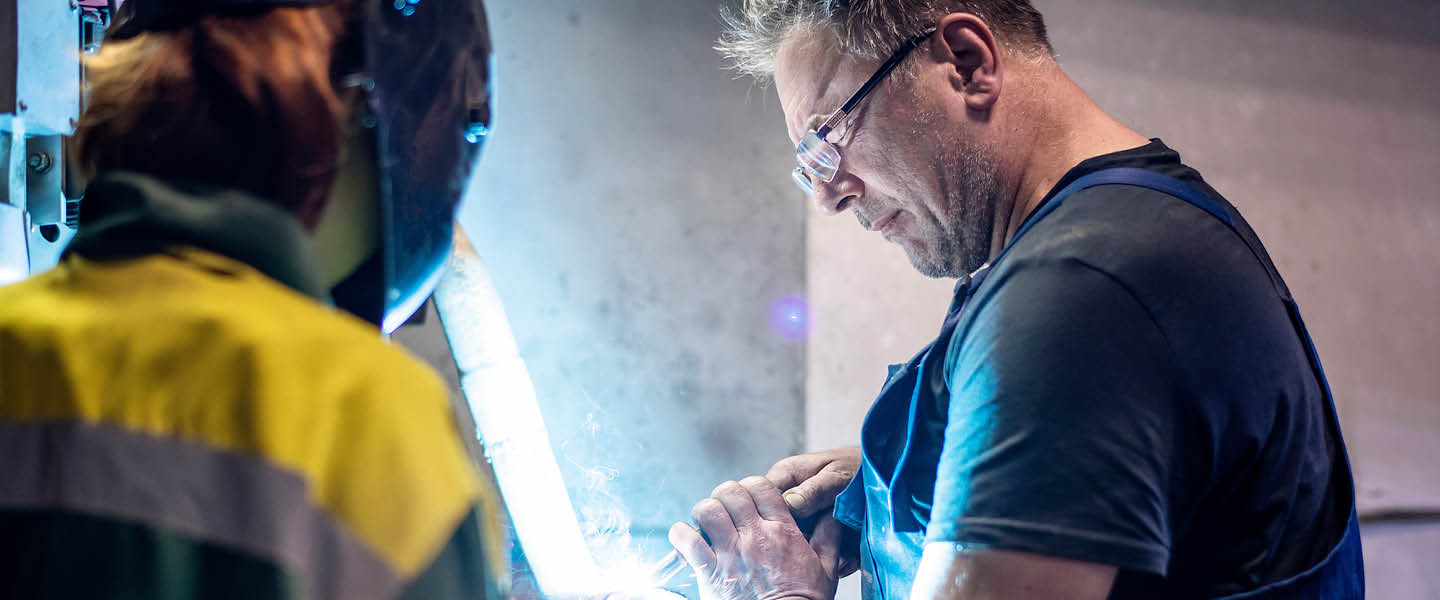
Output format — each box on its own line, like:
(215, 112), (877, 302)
(110, 0), (494, 334)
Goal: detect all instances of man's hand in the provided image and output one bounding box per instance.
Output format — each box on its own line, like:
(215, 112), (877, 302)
(764, 448), (860, 518)
(669, 477), (842, 600)
(764, 448), (862, 578)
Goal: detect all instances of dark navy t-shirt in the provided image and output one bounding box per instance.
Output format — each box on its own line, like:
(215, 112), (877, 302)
(880, 141), (1351, 597)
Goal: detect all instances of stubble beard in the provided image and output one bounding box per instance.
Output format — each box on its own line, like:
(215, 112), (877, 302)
(905, 135), (1001, 279)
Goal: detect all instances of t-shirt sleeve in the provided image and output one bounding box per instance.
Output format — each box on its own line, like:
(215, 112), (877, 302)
(927, 257), (1177, 575)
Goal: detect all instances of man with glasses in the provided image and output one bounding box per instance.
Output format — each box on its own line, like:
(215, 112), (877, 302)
(668, 2), (1362, 599)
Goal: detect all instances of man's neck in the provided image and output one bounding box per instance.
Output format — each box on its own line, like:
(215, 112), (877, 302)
(989, 66), (1151, 260)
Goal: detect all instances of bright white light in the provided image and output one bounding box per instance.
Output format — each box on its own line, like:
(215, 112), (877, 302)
(433, 234), (604, 598)
(0, 264), (25, 286)
(0, 204), (30, 285)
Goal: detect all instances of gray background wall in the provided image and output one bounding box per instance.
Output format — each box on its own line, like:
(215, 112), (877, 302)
(395, 0), (1440, 597)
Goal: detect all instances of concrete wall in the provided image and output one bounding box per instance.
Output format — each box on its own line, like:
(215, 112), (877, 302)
(441, 0), (805, 570)
(806, 1), (1440, 598)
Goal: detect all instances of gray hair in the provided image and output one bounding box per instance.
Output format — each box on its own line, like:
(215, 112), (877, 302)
(717, 0), (1053, 81)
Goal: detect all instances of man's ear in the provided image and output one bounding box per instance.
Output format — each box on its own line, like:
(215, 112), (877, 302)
(935, 13), (1003, 112)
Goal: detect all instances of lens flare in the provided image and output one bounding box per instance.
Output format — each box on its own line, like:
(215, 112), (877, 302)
(768, 296), (811, 341)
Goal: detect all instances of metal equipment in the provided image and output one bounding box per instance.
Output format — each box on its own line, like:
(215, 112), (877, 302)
(0, 0), (113, 284)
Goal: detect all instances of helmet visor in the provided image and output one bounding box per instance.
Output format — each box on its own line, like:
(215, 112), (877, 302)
(363, 0), (493, 333)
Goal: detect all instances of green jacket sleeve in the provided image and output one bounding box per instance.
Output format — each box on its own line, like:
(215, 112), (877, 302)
(398, 509), (509, 600)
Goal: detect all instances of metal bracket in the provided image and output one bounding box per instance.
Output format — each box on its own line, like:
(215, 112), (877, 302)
(0, 0), (85, 281)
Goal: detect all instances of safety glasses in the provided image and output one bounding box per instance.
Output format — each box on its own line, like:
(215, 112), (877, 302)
(792, 29), (936, 195)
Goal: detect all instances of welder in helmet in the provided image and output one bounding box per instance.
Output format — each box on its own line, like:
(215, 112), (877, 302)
(0, 1), (505, 598)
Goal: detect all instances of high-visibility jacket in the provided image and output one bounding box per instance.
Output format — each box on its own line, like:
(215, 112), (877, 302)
(0, 172), (509, 600)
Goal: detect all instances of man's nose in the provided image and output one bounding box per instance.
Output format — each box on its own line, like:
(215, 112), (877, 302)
(813, 172), (862, 216)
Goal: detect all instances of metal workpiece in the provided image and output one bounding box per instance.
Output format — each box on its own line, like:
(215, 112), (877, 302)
(646, 550), (691, 592)
(605, 589), (687, 600)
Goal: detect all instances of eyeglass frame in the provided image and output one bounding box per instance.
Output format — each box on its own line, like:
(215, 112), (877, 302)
(792, 28), (938, 195)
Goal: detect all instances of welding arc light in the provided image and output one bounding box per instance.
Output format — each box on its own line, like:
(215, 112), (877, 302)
(432, 235), (604, 598)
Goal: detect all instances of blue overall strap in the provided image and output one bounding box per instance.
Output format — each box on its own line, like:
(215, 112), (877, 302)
(1014, 167), (1233, 248)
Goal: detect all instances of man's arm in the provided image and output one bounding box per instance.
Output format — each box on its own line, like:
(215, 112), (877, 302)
(671, 479), (1116, 600)
(911, 544), (1115, 600)
(926, 258), (1178, 577)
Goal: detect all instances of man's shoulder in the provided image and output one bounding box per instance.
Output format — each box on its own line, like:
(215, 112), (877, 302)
(995, 181), (1276, 311)
(951, 179), (1293, 378)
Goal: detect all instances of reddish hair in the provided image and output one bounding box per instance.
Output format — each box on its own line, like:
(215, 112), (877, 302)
(74, 4), (358, 229)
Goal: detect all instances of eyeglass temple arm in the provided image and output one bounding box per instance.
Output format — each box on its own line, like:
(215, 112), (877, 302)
(816, 28), (937, 139)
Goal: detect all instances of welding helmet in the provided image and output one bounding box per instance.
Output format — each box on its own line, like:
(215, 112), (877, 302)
(110, 0), (493, 334)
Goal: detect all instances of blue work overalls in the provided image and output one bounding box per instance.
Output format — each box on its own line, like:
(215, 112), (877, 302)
(832, 168), (1364, 600)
